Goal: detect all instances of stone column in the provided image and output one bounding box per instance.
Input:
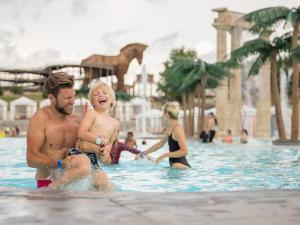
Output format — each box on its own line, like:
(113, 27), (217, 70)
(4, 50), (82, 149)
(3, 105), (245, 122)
(215, 28), (228, 135)
(256, 34), (271, 138)
(256, 60), (271, 138)
(228, 27), (242, 136)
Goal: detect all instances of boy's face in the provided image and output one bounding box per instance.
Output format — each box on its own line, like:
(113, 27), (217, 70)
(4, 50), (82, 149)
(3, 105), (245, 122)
(91, 86), (112, 110)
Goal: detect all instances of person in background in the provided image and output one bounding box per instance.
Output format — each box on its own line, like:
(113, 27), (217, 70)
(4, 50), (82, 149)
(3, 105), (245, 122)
(223, 129), (233, 143)
(136, 102), (190, 168)
(125, 131), (137, 148)
(110, 139), (142, 164)
(206, 112), (218, 143)
(240, 129), (248, 144)
(199, 127), (210, 143)
(15, 126), (20, 136)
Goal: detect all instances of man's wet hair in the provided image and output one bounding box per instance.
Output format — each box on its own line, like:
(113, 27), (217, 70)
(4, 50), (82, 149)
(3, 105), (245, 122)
(44, 72), (74, 97)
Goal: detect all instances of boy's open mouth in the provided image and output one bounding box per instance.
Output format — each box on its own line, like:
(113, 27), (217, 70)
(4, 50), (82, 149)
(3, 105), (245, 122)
(98, 99), (107, 104)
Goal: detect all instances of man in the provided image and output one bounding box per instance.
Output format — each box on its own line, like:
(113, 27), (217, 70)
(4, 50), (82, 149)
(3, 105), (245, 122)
(27, 72), (92, 189)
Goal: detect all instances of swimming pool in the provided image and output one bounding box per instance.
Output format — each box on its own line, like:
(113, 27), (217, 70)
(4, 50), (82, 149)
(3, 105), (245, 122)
(0, 137), (299, 192)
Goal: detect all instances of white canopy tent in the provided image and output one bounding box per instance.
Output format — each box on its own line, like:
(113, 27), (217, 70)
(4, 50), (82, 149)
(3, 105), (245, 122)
(115, 97), (151, 122)
(0, 99), (8, 121)
(10, 96), (37, 120)
(135, 109), (163, 134)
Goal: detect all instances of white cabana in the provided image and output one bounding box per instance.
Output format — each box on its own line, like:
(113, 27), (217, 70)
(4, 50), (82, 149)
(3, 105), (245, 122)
(115, 97), (151, 122)
(135, 109), (164, 134)
(0, 99), (8, 121)
(74, 98), (92, 116)
(10, 96), (37, 120)
(39, 99), (50, 108)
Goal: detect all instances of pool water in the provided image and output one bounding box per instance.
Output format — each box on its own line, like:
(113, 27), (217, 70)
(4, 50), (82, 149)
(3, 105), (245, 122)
(0, 137), (299, 192)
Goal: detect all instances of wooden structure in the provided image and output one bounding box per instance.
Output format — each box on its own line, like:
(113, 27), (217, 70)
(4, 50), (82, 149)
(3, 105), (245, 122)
(0, 43), (147, 92)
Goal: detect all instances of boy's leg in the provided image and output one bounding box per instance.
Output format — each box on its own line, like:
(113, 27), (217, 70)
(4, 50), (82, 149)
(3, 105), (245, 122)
(92, 169), (113, 190)
(49, 154), (92, 190)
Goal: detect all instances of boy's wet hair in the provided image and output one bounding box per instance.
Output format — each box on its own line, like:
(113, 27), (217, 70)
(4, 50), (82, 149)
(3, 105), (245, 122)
(88, 82), (116, 108)
(44, 72), (74, 97)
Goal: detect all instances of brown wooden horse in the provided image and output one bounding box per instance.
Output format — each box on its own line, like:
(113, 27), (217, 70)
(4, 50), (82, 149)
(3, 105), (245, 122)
(81, 43), (148, 91)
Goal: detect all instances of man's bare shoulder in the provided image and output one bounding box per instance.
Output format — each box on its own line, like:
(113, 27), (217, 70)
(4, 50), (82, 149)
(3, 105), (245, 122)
(69, 113), (81, 124)
(30, 107), (51, 123)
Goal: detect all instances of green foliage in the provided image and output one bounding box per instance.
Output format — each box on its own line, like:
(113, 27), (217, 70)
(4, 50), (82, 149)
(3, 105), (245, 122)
(244, 6), (290, 34)
(0, 88), (3, 96)
(115, 91), (133, 101)
(42, 91), (47, 98)
(10, 86), (23, 95)
(227, 32), (295, 77)
(157, 47), (198, 101)
(76, 84), (90, 98)
(158, 47), (230, 101)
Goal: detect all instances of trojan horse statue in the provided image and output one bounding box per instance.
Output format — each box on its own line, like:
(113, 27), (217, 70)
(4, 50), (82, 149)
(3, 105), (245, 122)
(81, 43), (148, 91)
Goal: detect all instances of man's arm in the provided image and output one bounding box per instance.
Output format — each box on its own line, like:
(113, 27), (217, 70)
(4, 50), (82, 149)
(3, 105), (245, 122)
(26, 111), (57, 169)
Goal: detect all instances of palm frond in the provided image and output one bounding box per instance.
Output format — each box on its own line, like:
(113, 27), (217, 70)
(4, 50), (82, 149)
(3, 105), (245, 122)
(230, 38), (271, 63)
(248, 52), (269, 76)
(286, 7), (300, 26)
(244, 7), (290, 34)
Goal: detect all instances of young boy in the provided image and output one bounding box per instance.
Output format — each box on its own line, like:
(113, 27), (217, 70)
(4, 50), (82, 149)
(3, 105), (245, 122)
(50, 82), (119, 190)
(77, 82), (119, 189)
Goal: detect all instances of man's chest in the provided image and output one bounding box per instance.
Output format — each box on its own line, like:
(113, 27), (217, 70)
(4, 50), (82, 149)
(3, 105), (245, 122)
(45, 121), (79, 147)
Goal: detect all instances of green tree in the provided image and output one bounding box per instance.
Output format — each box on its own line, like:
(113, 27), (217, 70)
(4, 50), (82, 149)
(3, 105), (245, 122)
(228, 34), (293, 140)
(10, 86), (23, 95)
(173, 57), (230, 132)
(115, 91), (133, 102)
(244, 5), (300, 140)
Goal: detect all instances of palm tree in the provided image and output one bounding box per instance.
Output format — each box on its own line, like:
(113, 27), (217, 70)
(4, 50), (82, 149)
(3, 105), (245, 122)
(228, 34), (292, 140)
(173, 57), (230, 132)
(244, 6), (300, 140)
(158, 48), (198, 136)
(76, 84), (90, 114)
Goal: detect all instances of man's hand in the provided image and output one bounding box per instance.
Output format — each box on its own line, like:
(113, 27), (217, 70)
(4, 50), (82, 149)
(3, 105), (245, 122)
(76, 140), (93, 151)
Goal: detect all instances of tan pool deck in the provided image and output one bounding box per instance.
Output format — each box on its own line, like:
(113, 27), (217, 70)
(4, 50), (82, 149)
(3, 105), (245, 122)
(0, 187), (299, 225)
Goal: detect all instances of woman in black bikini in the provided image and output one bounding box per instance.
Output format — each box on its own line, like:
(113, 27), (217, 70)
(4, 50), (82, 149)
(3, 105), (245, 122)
(137, 102), (190, 169)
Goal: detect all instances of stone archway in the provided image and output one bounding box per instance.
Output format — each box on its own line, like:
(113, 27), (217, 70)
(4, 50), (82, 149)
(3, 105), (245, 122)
(212, 8), (271, 138)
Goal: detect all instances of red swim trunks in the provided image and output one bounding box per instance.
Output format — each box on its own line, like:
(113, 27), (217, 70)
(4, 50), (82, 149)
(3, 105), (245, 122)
(37, 180), (52, 189)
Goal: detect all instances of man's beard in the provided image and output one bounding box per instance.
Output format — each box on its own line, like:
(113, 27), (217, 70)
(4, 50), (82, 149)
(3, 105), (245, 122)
(55, 102), (71, 115)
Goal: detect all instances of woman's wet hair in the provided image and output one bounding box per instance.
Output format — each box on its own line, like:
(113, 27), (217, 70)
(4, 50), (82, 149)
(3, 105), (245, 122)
(44, 72), (74, 97)
(89, 82), (116, 108)
(163, 102), (180, 119)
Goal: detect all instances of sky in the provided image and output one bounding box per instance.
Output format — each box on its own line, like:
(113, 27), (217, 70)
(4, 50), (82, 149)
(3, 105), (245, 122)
(0, 0), (298, 85)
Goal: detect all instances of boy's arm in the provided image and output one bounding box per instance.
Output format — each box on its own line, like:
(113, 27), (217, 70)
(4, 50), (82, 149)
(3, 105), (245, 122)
(77, 110), (108, 145)
(26, 112), (58, 169)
